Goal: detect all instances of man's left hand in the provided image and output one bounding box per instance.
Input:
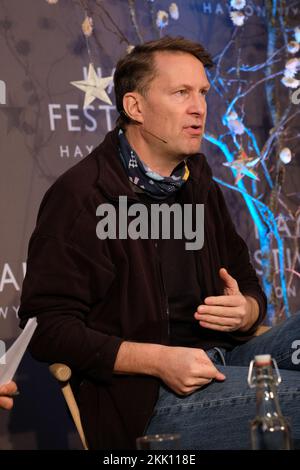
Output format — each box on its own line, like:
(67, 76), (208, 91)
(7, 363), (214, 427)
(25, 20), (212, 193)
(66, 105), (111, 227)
(194, 268), (259, 332)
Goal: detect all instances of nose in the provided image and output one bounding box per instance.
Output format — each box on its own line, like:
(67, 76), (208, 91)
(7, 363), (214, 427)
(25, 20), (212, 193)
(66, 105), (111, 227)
(189, 92), (206, 116)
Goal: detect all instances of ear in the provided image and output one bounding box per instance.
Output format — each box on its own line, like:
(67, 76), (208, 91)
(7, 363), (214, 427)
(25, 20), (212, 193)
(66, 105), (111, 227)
(123, 92), (144, 124)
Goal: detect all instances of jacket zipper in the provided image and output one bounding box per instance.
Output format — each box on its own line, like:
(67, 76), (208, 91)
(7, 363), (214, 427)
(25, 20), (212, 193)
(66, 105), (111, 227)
(141, 241), (170, 437)
(153, 241), (170, 342)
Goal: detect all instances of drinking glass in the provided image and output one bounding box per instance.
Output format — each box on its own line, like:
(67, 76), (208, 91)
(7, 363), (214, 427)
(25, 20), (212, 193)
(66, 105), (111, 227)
(136, 433), (181, 450)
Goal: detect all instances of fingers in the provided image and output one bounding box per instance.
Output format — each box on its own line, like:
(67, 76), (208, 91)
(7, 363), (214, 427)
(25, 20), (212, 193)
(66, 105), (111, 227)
(219, 268), (239, 295)
(196, 306), (240, 319)
(193, 363), (226, 381)
(195, 306), (241, 330)
(179, 378), (212, 395)
(164, 346), (226, 397)
(185, 377), (214, 388)
(195, 306), (241, 324)
(219, 268), (237, 286)
(195, 358), (226, 382)
(195, 291), (247, 331)
(196, 321), (237, 332)
(202, 295), (244, 307)
(181, 370), (226, 395)
(0, 396), (14, 410)
(176, 354), (226, 396)
(0, 381), (18, 396)
(215, 370), (226, 381)
(179, 373), (225, 396)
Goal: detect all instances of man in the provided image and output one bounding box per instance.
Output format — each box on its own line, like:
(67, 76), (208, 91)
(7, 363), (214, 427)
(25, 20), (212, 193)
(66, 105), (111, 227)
(19, 37), (300, 449)
(0, 381), (18, 410)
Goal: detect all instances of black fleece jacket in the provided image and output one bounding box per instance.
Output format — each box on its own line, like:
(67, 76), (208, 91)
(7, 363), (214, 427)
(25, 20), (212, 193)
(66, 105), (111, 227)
(19, 127), (267, 449)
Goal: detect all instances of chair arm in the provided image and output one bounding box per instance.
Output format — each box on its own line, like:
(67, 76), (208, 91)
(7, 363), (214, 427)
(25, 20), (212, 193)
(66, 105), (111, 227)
(254, 325), (271, 336)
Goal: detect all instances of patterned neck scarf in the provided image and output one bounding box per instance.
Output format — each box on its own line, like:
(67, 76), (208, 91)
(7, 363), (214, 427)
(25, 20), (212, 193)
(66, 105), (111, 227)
(118, 129), (190, 200)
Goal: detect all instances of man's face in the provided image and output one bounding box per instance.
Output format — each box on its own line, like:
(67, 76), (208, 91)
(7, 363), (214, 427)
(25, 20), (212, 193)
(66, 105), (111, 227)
(138, 51), (210, 160)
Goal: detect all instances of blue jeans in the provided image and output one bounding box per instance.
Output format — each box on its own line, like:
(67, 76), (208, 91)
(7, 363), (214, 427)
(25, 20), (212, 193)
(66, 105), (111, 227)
(145, 314), (300, 449)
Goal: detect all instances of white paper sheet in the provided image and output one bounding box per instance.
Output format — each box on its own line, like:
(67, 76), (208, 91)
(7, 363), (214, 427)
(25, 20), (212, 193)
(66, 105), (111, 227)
(0, 317), (37, 386)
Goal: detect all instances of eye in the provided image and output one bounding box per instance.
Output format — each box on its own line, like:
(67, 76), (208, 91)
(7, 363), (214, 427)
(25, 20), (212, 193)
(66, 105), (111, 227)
(200, 89), (209, 96)
(175, 89), (188, 96)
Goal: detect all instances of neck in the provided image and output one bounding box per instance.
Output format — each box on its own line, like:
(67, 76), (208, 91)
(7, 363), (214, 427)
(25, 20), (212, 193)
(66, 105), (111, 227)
(124, 125), (183, 177)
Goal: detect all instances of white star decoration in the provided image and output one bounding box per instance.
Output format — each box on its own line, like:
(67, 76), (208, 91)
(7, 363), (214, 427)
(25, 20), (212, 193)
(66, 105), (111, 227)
(223, 149), (260, 184)
(70, 63), (113, 108)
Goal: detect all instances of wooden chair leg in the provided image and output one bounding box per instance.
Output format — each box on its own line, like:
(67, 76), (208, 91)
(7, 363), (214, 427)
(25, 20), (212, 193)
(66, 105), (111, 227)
(49, 363), (88, 450)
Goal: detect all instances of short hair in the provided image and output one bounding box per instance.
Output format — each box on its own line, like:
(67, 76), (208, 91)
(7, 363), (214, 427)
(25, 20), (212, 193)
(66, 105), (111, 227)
(114, 36), (213, 127)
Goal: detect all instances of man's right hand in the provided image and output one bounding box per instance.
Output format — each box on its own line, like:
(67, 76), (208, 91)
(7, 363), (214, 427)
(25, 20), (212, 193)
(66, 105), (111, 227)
(114, 342), (225, 396)
(156, 346), (226, 395)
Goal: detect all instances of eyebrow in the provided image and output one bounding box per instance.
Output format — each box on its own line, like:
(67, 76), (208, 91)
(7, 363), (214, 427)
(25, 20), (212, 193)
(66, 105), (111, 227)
(172, 83), (211, 91)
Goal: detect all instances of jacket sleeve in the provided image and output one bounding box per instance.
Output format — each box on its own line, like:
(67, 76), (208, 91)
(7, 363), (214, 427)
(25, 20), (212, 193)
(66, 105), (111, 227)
(19, 233), (124, 384)
(214, 182), (268, 335)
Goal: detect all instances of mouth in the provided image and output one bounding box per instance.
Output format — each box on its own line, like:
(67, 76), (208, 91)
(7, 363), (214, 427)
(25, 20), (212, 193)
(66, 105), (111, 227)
(184, 124), (203, 136)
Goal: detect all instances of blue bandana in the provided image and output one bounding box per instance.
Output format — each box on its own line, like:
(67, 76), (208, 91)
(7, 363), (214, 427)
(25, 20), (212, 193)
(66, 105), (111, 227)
(118, 129), (189, 200)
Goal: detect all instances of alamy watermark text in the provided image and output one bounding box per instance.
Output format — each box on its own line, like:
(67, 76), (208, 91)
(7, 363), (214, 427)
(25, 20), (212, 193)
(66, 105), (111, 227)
(96, 196), (204, 250)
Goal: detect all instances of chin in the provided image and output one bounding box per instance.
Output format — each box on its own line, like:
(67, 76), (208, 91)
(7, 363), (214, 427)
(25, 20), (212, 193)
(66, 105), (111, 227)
(186, 135), (202, 148)
(171, 141), (202, 158)
(186, 143), (202, 155)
